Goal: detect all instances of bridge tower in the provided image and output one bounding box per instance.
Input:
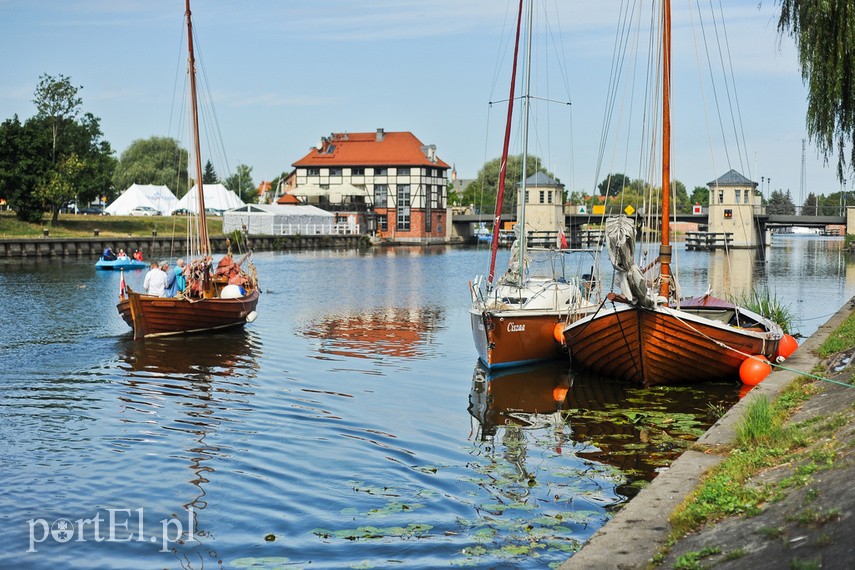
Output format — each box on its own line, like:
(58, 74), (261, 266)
(517, 172), (565, 233)
(707, 169), (762, 248)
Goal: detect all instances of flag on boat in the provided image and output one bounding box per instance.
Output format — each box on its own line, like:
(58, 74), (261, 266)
(119, 269), (126, 298)
(558, 229), (568, 249)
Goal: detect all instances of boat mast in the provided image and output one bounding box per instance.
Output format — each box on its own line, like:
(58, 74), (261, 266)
(487, 0), (524, 288)
(658, 0), (672, 301)
(185, 0), (210, 256)
(517, 0), (534, 283)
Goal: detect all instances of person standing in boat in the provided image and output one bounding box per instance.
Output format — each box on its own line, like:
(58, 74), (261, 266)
(162, 261), (178, 297)
(174, 258), (187, 295)
(143, 261), (168, 297)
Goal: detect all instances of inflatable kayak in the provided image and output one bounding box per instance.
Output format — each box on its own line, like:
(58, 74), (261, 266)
(96, 258), (148, 270)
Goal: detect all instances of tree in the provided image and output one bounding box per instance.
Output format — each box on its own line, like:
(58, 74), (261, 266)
(112, 137), (189, 197)
(462, 154), (553, 214)
(203, 160), (218, 184)
(802, 192), (818, 215)
(777, 1), (855, 180)
(597, 173), (631, 197)
(689, 185), (709, 206)
(32, 74), (82, 162)
(223, 163), (256, 204)
(0, 116), (51, 223)
(767, 189), (796, 215)
(38, 153), (84, 222)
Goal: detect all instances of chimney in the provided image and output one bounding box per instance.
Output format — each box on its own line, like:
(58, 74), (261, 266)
(375, 128), (385, 142)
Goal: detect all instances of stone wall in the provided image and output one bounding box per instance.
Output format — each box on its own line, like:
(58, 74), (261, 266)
(0, 234), (369, 258)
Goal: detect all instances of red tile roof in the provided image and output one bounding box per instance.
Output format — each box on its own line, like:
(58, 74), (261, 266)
(292, 130), (450, 169)
(277, 193), (303, 204)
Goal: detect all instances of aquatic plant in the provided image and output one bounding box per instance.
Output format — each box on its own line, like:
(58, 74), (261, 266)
(731, 287), (797, 335)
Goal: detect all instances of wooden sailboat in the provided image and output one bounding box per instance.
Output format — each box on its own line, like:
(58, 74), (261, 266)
(116, 0), (259, 341)
(469, 0), (600, 369)
(561, 1), (781, 386)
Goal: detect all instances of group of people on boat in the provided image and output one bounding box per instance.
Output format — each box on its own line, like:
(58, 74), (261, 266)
(143, 259), (187, 298)
(102, 247), (144, 262)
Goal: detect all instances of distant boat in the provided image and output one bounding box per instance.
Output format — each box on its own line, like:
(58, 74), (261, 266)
(561, 1), (782, 386)
(468, 0), (600, 369)
(116, 0), (259, 341)
(96, 257), (147, 270)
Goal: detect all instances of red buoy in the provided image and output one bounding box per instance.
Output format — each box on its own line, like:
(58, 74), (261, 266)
(775, 334), (798, 362)
(740, 355), (772, 385)
(552, 385), (569, 402)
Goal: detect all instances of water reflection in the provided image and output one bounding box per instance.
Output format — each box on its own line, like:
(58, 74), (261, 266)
(468, 361), (741, 497)
(297, 307), (445, 360)
(704, 248), (757, 298)
(114, 331), (262, 565)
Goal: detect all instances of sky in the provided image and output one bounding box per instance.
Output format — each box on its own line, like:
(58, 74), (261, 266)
(0, 0), (843, 203)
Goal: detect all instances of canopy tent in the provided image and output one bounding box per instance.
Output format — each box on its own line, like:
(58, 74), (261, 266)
(223, 204), (334, 236)
(105, 184), (178, 216)
(173, 183), (245, 214)
(293, 183), (371, 204)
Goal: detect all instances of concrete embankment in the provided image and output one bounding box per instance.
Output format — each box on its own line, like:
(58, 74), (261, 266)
(0, 234), (367, 258)
(561, 297), (855, 570)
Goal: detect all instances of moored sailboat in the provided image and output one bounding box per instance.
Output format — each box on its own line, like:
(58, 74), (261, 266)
(561, 1), (782, 386)
(116, 0), (259, 341)
(469, 0), (600, 369)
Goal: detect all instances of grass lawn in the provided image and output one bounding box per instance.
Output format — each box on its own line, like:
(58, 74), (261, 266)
(0, 210), (223, 239)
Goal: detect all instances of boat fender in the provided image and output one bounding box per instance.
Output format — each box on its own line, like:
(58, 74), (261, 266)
(739, 355), (771, 385)
(553, 322), (565, 344)
(246, 310), (257, 323)
(220, 284), (245, 299)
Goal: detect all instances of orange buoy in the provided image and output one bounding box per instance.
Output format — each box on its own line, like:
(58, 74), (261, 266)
(552, 384), (569, 402)
(553, 322), (565, 344)
(739, 355), (772, 385)
(775, 334), (798, 362)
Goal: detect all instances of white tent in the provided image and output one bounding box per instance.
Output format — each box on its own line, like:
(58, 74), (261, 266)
(223, 204), (335, 235)
(105, 184), (178, 216)
(173, 183), (245, 214)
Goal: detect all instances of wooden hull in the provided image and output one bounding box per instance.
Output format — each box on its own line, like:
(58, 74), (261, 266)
(470, 308), (575, 369)
(562, 302), (781, 386)
(118, 289), (259, 340)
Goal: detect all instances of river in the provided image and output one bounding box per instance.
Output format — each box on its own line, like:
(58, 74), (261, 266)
(0, 235), (851, 569)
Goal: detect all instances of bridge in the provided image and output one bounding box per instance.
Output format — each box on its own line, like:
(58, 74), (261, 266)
(452, 212), (848, 246)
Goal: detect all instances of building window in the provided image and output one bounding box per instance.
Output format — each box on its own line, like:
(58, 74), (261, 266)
(398, 167), (410, 176)
(430, 185), (439, 208)
(547, 190), (553, 204)
(329, 167), (342, 176)
(744, 190), (749, 204)
(718, 190), (724, 204)
(352, 167), (365, 176)
(735, 190), (741, 203)
(375, 167), (388, 176)
(378, 214), (388, 232)
(539, 190), (545, 204)
(374, 184), (388, 207)
(525, 190), (530, 203)
(397, 185), (411, 231)
(308, 167), (320, 176)
(425, 185), (433, 233)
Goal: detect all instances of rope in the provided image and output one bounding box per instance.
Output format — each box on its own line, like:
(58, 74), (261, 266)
(769, 362), (855, 389)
